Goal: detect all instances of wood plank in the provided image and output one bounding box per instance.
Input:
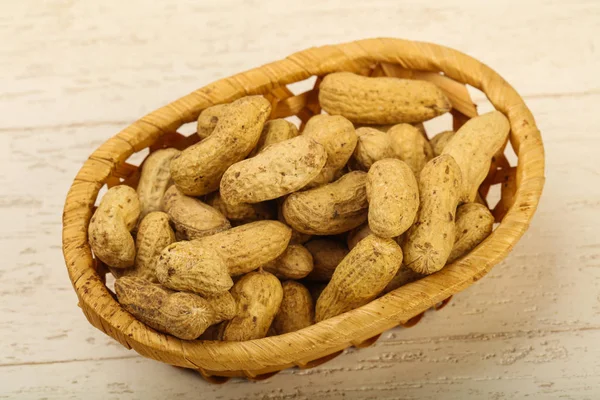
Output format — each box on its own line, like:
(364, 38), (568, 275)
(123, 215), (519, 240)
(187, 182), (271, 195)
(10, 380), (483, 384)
(0, 0), (598, 129)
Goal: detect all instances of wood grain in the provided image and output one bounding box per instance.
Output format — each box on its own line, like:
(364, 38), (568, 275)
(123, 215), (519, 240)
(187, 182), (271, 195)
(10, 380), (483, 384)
(1, 0), (599, 398)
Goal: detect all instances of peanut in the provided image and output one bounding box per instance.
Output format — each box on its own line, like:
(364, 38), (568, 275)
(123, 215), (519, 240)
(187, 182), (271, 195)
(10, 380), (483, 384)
(282, 171), (368, 235)
(136, 148), (181, 221)
(250, 118), (299, 156)
(205, 191), (276, 224)
(430, 130), (454, 156)
(319, 72), (451, 124)
(316, 235), (403, 321)
(115, 276), (215, 340)
(403, 155), (462, 274)
(302, 114), (357, 187)
(305, 239), (349, 281)
(161, 185), (230, 239)
(442, 111), (510, 202)
(366, 159), (419, 238)
(349, 127), (394, 171)
(155, 241), (233, 296)
(448, 203), (494, 263)
(272, 281), (314, 334)
(197, 104), (227, 140)
(388, 123), (434, 177)
(221, 270), (283, 341)
(88, 185), (140, 268)
(194, 220), (292, 276)
(382, 266), (424, 294)
(171, 96), (271, 196)
(205, 292), (237, 323)
(123, 212), (175, 282)
(263, 244), (314, 279)
(220, 135), (327, 204)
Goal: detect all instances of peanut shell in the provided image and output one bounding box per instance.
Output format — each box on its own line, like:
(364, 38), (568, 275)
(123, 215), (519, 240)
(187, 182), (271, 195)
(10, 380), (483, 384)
(263, 244), (314, 280)
(447, 203), (494, 263)
(272, 281), (314, 334)
(304, 239), (349, 282)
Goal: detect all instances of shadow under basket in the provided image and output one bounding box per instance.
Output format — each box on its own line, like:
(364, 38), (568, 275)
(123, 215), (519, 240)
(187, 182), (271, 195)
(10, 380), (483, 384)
(61, 38), (545, 383)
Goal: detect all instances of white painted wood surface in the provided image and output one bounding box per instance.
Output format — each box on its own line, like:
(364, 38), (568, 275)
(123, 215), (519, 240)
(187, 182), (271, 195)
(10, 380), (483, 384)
(1, 0), (598, 398)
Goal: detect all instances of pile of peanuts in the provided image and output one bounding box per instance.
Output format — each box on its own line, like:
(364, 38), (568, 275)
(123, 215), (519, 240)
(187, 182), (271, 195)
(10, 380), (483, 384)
(89, 71), (509, 340)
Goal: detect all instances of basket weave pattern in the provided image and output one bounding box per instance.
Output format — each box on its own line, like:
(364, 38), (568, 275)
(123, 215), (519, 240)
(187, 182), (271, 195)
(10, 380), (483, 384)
(62, 38), (545, 382)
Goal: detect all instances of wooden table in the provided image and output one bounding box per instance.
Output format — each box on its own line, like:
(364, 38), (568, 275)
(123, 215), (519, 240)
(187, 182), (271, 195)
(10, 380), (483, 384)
(2, 1), (598, 399)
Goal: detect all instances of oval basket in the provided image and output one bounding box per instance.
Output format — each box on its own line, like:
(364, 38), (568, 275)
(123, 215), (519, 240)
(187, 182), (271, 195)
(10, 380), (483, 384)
(62, 38), (545, 382)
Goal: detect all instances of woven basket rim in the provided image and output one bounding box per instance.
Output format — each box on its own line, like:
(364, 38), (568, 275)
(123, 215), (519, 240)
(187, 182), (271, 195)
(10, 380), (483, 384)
(62, 37), (545, 375)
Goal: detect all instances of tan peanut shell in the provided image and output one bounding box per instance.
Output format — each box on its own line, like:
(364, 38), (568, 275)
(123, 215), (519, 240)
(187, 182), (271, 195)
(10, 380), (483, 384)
(442, 111), (510, 202)
(388, 123), (434, 177)
(282, 171), (368, 235)
(403, 155), (462, 275)
(316, 235), (403, 321)
(277, 200), (313, 245)
(430, 130), (455, 156)
(250, 118), (299, 156)
(354, 122), (425, 134)
(136, 148), (181, 221)
(123, 212), (175, 282)
(88, 185), (140, 268)
(305, 239), (349, 281)
(171, 96), (271, 196)
(319, 72), (451, 124)
(115, 277), (215, 340)
(205, 292), (237, 323)
(349, 127), (394, 171)
(346, 223), (374, 250)
(272, 281), (314, 334)
(382, 266), (424, 294)
(302, 114), (357, 187)
(366, 159), (419, 238)
(155, 241), (233, 296)
(197, 104), (227, 140)
(448, 203), (494, 263)
(263, 244), (314, 279)
(221, 271), (283, 341)
(194, 220), (292, 276)
(205, 191), (275, 223)
(220, 135), (327, 204)
(161, 185), (230, 239)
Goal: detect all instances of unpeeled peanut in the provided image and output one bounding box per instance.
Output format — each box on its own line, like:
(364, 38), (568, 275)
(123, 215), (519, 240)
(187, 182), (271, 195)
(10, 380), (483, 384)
(263, 244), (314, 279)
(349, 127), (394, 171)
(220, 135), (327, 204)
(302, 114), (357, 187)
(115, 276), (215, 340)
(194, 220), (292, 276)
(430, 130), (454, 156)
(155, 241), (233, 296)
(221, 270), (283, 341)
(282, 171), (368, 235)
(316, 235), (403, 321)
(161, 185), (230, 239)
(366, 159), (419, 238)
(447, 203), (494, 263)
(136, 148), (181, 221)
(442, 111), (510, 202)
(197, 104), (228, 140)
(123, 211), (175, 282)
(388, 123), (434, 177)
(272, 281), (314, 334)
(171, 96), (271, 196)
(319, 72), (451, 124)
(250, 118), (299, 156)
(403, 155), (462, 274)
(89, 185), (140, 268)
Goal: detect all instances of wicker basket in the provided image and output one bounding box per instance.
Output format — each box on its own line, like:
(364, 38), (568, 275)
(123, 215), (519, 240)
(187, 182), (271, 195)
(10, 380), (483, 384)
(61, 38), (545, 383)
